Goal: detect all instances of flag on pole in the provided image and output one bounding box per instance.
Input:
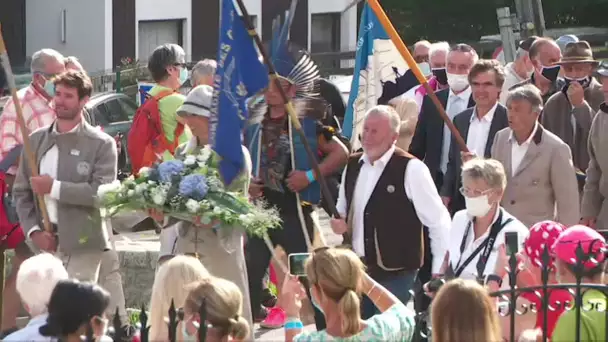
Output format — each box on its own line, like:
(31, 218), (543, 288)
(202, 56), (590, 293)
(212, 0), (268, 185)
(343, 2), (420, 151)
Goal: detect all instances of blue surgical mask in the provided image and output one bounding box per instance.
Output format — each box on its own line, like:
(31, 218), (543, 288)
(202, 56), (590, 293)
(43, 79), (55, 97)
(179, 67), (189, 85)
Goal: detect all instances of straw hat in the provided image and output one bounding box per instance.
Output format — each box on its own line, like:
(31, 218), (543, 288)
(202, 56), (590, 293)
(555, 41), (599, 65)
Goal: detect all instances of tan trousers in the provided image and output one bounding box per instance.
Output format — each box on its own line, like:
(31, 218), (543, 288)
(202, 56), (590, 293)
(54, 248), (128, 325)
(174, 224), (253, 331)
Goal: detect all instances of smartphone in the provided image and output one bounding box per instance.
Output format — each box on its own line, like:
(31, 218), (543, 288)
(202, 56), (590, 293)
(288, 253), (311, 277)
(505, 232), (519, 256)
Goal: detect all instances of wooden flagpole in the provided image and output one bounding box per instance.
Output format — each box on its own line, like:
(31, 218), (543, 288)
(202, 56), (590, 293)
(0, 25), (54, 232)
(233, 0), (341, 223)
(367, 0), (469, 153)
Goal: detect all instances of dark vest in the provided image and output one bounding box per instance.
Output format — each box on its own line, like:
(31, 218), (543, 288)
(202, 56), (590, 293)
(344, 148), (423, 273)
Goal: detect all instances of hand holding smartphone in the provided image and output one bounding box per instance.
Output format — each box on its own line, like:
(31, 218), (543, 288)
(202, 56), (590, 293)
(288, 253), (311, 277)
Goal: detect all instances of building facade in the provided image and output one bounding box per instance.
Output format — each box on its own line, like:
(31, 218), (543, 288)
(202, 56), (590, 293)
(2, 0), (357, 74)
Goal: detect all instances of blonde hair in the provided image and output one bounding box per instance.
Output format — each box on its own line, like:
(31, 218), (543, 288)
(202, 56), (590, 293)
(431, 279), (502, 342)
(305, 248), (366, 336)
(461, 158), (507, 191)
(149, 256), (210, 341)
(184, 277), (250, 340)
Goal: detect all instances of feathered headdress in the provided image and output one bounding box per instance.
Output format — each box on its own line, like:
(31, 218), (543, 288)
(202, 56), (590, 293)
(247, 1), (327, 125)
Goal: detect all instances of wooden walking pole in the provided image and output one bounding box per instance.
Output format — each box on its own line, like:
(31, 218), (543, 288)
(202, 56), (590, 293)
(367, 0), (469, 153)
(0, 25), (53, 233)
(234, 0), (342, 220)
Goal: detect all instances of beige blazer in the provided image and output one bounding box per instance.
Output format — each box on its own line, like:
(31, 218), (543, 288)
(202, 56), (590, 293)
(491, 125), (580, 228)
(13, 121), (116, 253)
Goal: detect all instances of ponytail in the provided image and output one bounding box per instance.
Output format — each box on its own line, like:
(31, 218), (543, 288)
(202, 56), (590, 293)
(226, 315), (250, 340)
(337, 289), (361, 336)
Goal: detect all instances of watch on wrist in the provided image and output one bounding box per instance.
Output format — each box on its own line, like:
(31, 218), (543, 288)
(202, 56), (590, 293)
(485, 274), (503, 287)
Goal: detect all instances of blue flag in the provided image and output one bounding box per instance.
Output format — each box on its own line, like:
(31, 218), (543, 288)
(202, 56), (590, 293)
(212, 0), (268, 185)
(343, 3), (419, 151)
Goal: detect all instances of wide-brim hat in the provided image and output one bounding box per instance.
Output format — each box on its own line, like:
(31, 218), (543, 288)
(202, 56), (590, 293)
(555, 41), (599, 65)
(177, 85), (213, 117)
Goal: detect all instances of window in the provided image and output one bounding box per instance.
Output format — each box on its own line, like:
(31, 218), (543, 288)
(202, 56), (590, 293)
(94, 98), (131, 126)
(117, 98), (138, 120)
(311, 13), (341, 53)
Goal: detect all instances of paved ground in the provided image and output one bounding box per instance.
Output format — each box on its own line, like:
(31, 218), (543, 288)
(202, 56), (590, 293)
(111, 210), (340, 340)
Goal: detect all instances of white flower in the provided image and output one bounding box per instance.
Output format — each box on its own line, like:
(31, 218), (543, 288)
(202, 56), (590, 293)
(127, 190), (135, 197)
(97, 180), (122, 197)
(138, 167), (151, 177)
(151, 188), (168, 206)
(135, 183), (148, 194)
(184, 155), (197, 166)
(213, 206), (223, 215)
(185, 199), (201, 214)
(148, 181), (155, 185)
(197, 147), (212, 163)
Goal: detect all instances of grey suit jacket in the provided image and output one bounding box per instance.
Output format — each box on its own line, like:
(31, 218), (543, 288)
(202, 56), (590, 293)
(13, 121), (117, 253)
(491, 125), (580, 228)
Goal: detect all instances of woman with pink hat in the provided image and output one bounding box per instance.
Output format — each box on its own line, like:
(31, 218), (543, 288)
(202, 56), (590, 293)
(488, 220), (572, 340)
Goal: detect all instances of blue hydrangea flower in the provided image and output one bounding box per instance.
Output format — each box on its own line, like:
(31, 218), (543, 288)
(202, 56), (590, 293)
(157, 160), (185, 183)
(179, 174), (209, 201)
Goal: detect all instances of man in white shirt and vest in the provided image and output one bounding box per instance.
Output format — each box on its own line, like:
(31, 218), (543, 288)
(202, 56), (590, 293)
(331, 105), (451, 319)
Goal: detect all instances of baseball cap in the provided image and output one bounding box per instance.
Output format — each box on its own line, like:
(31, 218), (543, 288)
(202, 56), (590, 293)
(524, 221), (566, 269)
(551, 225), (607, 270)
(177, 85), (213, 117)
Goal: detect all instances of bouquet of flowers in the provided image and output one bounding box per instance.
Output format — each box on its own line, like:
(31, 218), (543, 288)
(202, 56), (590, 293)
(97, 146), (281, 237)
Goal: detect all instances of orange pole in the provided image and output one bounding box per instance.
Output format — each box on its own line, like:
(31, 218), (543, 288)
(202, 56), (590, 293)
(367, 0), (469, 153)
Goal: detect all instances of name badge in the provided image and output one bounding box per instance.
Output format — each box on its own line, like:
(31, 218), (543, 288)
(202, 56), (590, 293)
(70, 149), (80, 156)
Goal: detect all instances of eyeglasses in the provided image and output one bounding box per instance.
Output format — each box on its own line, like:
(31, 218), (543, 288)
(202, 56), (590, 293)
(459, 187), (493, 198)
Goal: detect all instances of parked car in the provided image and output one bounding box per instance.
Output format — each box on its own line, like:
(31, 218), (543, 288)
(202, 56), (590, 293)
(83, 92), (137, 175)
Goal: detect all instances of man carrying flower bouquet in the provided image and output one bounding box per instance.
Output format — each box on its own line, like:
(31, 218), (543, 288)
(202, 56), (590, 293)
(149, 84), (254, 329)
(244, 45), (349, 328)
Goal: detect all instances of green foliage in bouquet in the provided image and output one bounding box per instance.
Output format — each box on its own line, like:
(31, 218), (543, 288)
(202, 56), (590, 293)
(97, 146), (281, 237)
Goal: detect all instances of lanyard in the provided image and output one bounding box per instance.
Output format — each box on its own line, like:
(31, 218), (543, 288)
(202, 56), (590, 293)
(453, 209), (512, 278)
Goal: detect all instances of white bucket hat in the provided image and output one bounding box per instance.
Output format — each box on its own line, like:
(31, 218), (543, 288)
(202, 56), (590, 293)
(177, 85), (214, 117)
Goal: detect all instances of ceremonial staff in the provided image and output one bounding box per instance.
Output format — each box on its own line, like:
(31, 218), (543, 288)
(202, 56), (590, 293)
(233, 0), (341, 221)
(0, 25), (54, 324)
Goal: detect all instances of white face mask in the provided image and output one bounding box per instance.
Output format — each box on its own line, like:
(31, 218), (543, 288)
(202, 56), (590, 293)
(465, 194), (492, 217)
(446, 72), (469, 92)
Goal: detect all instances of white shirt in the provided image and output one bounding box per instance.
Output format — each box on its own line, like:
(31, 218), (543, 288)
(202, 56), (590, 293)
(509, 122), (538, 177)
(4, 314), (50, 342)
(448, 208), (529, 281)
(336, 145), (452, 273)
(466, 103), (498, 157)
(27, 124), (80, 237)
(441, 87), (472, 174)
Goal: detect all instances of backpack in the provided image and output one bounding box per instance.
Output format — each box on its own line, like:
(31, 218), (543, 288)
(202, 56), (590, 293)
(128, 90), (185, 175)
(0, 173), (26, 249)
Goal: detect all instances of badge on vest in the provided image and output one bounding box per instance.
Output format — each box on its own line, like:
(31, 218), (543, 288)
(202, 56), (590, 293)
(387, 185), (395, 193)
(76, 161), (90, 176)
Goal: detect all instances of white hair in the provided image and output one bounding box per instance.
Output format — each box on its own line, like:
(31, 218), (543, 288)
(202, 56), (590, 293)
(30, 49), (65, 74)
(414, 40), (431, 49)
(429, 42), (450, 60)
(64, 56), (84, 72)
(16, 253), (68, 316)
(191, 59), (217, 85)
(365, 105), (401, 134)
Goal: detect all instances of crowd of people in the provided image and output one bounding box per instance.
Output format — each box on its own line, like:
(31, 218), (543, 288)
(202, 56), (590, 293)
(0, 29), (607, 342)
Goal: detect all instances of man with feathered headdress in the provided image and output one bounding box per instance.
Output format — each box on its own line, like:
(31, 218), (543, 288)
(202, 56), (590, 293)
(243, 20), (349, 327)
